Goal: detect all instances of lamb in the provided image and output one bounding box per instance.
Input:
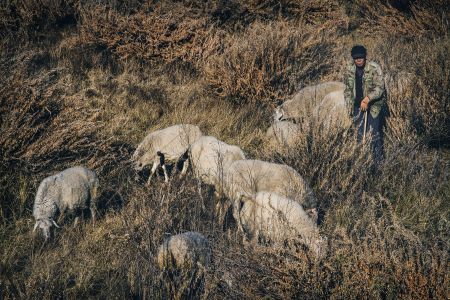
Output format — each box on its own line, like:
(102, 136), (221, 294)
(132, 124), (202, 184)
(274, 81), (345, 122)
(239, 192), (325, 257)
(157, 231), (211, 271)
(223, 159), (318, 226)
(157, 231), (211, 298)
(33, 166), (99, 240)
(190, 136), (245, 193)
(265, 120), (302, 148)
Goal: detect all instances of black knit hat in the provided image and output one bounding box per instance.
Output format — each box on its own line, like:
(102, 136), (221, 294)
(351, 45), (367, 59)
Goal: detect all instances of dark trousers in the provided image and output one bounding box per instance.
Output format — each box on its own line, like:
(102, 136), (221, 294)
(354, 106), (384, 162)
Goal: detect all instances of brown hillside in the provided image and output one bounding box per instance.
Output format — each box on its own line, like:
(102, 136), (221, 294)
(0, 0), (448, 298)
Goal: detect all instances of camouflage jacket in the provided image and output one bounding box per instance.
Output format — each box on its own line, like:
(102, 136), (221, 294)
(343, 60), (386, 118)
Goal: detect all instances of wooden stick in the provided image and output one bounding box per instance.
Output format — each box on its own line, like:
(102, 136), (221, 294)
(363, 110), (368, 143)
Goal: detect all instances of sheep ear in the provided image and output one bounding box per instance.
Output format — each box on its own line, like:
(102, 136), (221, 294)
(240, 194), (251, 202)
(239, 194), (255, 204)
(51, 219), (61, 228)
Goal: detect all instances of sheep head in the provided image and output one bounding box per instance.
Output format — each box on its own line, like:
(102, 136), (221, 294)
(274, 106), (285, 122)
(133, 151), (155, 172)
(33, 218), (60, 240)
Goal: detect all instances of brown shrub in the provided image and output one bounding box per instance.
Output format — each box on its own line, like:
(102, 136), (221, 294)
(0, 1), (449, 298)
(203, 20), (342, 106)
(78, 2), (211, 65)
(204, 0), (345, 27)
(374, 36), (449, 145)
(0, 0), (78, 41)
(347, 0), (449, 38)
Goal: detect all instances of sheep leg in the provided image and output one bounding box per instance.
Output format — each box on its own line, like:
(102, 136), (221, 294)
(232, 199), (245, 235)
(74, 216), (79, 227)
(197, 180), (206, 211)
(157, 151), (169, 183)
(162, 164), (169, 183)
(90, 206), (96, 226)
(147, 161), (159, 185)
(180, 158), (189, 177)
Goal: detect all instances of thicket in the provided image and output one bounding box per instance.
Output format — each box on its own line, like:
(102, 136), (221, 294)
(0, 0), (448, 298)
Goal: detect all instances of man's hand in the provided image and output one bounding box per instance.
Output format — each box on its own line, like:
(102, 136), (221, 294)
(360, 96), (369, 111)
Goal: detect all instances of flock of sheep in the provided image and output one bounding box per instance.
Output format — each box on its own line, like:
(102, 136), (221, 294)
(32, 81), (349, 274)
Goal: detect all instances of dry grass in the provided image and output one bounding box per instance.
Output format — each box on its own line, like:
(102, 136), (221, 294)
(350, 0), (449, 38)
(0, 0), (449, 298)
(203, 20), (341, 107)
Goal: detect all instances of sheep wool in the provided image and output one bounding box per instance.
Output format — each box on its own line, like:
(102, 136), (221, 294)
(132, 124), (202, 184)
(33, 166), (99, 239)
(190, 135), (245, 190)
(274, 81), (345, 122)
(240, 192), (325, 257)
(265, 120), (302, 148)
(157, 231), (211, 271)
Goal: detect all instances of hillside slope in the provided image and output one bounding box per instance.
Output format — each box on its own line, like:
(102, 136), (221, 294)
(1, 0), (449, 298)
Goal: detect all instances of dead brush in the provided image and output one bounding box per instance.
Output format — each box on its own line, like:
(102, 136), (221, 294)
(0, 0), (449, 298)
(202, 0), (345, 27)
(348, 0), (449, 38)
(0, 0), (79, 47)
(203, 20), (341, 107)
(78, 2), (211, 65)
(319, 194), (448, 299)
(375, 36), (449, 145)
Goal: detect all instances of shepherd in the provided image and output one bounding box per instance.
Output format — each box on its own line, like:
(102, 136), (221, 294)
(344, 45), (386, 162)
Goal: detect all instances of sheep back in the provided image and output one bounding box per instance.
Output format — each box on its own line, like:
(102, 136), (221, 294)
(157, 232), (211, 271)
(133, 124), (202, 169)
(276, 81), (345, 121)
(312, 90), (351, 129)
(224, 160), (317, 210)
(33, 166), (98, 220)
(240, 192), (319, 242)
(56, 166), (99, 212)
(190, 136), (245, 188)
(265, 121), (302, 148)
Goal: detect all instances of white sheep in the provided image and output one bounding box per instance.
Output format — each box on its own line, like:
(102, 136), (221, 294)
(274, 81), (345, 122)
(223, 159), (318, 228)
(33, 166), (99, 240)
(132, 124), (202, 184)
(189, 135), (246, 219)
(312, 90), (352, 129)
(239, 192), (325, 257)
(265, 120), (302, 148)
(158, 231), (211, 298)
(157, 231), (211, 271)
(190, 136), (245, 191)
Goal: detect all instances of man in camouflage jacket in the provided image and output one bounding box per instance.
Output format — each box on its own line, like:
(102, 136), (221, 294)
(344, 45), (385, 161)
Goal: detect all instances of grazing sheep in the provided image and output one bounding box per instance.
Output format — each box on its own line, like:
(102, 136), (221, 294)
(240, 192), (325, 257)
(265, 120), (302, 148)
(223, 160), (318, 227)
(190, 136), (245, 191)
(158, 231), (211, 298)
(190, 135), (246, 219)
(274, 81), (345, 122)
(132, 124), (202, 184)
(33, 166), (99, 240)
(157, 231), (211, 271)
(312, 90), (352, 129)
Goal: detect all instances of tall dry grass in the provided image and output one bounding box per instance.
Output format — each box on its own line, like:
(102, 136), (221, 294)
(1, 0), (449, 298)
